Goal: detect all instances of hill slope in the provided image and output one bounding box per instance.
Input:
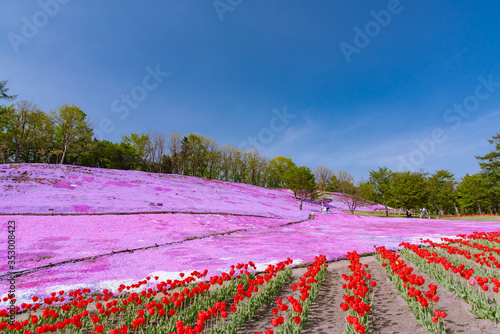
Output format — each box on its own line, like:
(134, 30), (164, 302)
(0, 164), (318, 219)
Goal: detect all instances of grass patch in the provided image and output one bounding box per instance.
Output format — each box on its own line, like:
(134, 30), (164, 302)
(344, 210), (406, 218)
(441, 215), (500, 221)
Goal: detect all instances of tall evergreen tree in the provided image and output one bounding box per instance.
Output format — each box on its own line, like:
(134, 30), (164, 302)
(476, 133), (500, 213)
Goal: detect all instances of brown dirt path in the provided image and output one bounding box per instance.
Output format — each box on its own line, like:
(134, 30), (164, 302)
(301, 260), (346, 334)
(363, 256), (427, 334)
(302, 256), (426, 334)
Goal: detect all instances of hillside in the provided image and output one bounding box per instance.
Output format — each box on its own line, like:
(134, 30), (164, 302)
(0, 164), (383, 218)
(0, 164), (311, 219)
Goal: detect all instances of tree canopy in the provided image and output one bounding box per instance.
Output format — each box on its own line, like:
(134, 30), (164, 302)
(369, 167), (392, 216)
(284, 166), (317, 210)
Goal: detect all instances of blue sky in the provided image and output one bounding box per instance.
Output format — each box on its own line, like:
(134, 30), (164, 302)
(1, 0), (499, 179)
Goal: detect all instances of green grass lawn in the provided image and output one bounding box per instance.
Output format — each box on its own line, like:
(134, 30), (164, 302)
(441, 215), (500, 221)
(347, 211), (500, 221)
(346, 210), (407, 218)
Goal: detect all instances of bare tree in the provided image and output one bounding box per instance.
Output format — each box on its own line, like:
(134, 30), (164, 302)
(259, 157), (269, 187)
(219, 145), (232, 181)
(141, 130), (167, 172)
(336, 169), (354, 186)
(203, 137), (219, 179)
(167, 133), (182, 174)
(314, 165), (334, 191)
(335, 170), (368, 214)
(233, 149), (248, 183)
(248, 148), (266, 185)
(153, 131), (166, 172)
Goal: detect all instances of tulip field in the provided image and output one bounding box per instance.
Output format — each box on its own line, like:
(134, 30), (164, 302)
(2, 164), (500, 333)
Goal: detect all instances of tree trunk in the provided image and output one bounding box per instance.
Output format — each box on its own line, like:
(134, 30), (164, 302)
(14, 146), (21, 163)
(384, 203), (389, 217)
(299, 198), (303, 210)
(60, 144), (68, 164)
(453, 202), (460, 216)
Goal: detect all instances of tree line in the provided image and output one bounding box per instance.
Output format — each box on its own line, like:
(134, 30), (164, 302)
(0, 81), (498, 215)
(312, 137), (499, 216)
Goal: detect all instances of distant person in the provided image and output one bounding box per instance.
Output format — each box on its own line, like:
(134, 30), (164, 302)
(326, 207), (332, 214)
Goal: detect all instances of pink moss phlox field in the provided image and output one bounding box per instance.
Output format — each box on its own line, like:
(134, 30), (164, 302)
(0, 164), (325, 218)
(0, 214), (294, 275)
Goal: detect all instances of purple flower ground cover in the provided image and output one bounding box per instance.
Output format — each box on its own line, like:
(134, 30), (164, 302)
(0, 214), (295, 275)
(0, 164), (384, 218)
(3, 211), (500, 308)
(0, 164), (321, 219)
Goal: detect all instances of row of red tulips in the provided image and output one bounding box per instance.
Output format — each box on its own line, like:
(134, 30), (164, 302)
(258, 254), (328, 334)
(399, 240), (500, 323)
(180, 259), (293, 333)
(340, 251), (376, 334)
(375, 246), (446, 333)
(0, 262), (259, 333)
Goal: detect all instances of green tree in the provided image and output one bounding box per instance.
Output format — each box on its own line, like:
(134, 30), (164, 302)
(247, 149), (267, 186)
(456, 173), (489, 214)
(358, 179), (376, 203)
(284, 166), (317, 210)
(0, 81), (17, 153)
(122, 132), (150, 170)
(267, 156), (296, 188)
(326, 174), (340, 192)
(390, 171), (429, 211)
(476, 133), (500, 213)
(427, 170), (456, 216)
(180, 134), (207, 177)
(369, 167), (393, 216)
(2, 101), (47, 163)
(0, 80), (17, 101)
(52, 105), (93, 164)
